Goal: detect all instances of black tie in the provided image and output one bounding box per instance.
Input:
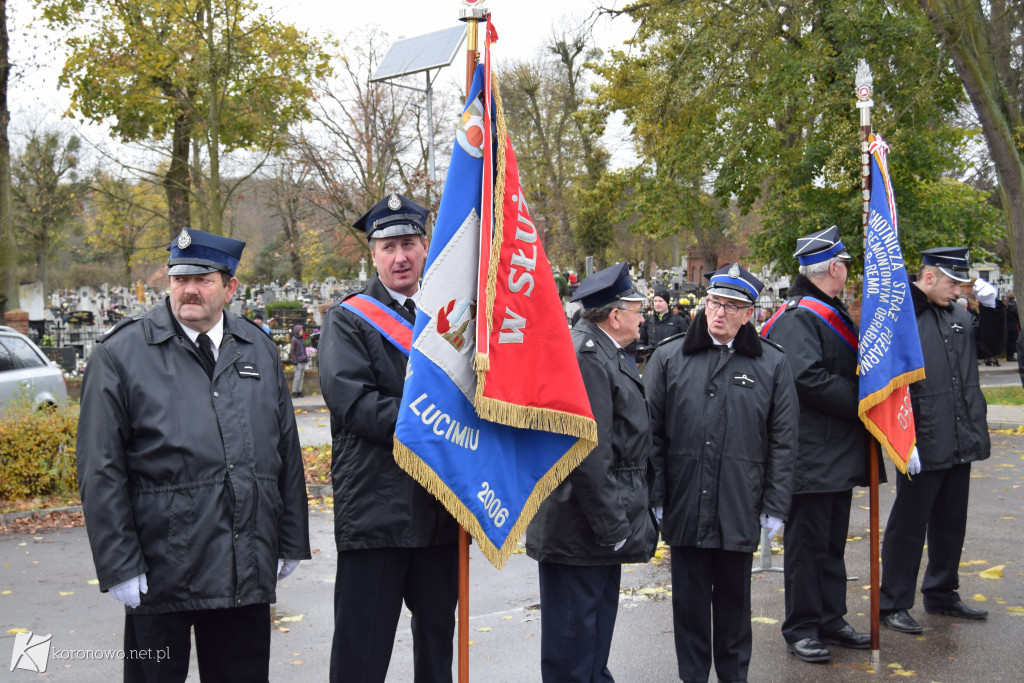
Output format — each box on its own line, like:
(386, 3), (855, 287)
(404, 299), (417, 319)
(197, 333), (216, 379)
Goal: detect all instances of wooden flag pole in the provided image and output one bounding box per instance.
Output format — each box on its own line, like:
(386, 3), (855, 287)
(855, 59), (881, 668)
(456, 7), (486, 682)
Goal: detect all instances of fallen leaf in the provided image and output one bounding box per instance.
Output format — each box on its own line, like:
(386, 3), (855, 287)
(751, 616), (778, 624)
(7, 628), (29, 634)
(291, 660), (304, 665)
(278, 615), (303, 622)
(478, 627), (491, 632)
(972, 594), (987, 601)
(960, 560), (988, 566)
(87, 579), (99, 585)
(278, 627), (290, 633)
(1, 590), (10, 595)
(1006, 606), (1024, 616)
(59, 591), (73, 596)
(1001, 516), (1015, 521)
(979, 565), (1005, 579)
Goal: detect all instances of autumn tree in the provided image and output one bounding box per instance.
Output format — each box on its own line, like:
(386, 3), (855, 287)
(917, 0), (1024, 313)
(497, 25), (611, 268)
(0, 0), (14, 313)
(84, 173), (168, 284)
(43, 0), (332, 238)
(597, 0), (1002, 276)
(11, 130), (87, 296)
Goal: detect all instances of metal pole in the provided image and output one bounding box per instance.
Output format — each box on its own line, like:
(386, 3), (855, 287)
(455, 8), (486, 682)
(855, 58), (881, 668)
(426, 70), (436, 197)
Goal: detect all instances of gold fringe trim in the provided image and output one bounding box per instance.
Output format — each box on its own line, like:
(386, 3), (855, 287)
(857, 367), (926, 476)
(475, 68), (510, 402)
(474, 395), (599, 442)
(394, 433), (595, 570)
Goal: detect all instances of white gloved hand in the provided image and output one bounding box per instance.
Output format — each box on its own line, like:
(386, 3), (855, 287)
(653, 506), (664, 524)
(907, 447), (922, 475)
(277, 559), (301, 580)
(759, 513), (784, 540)
(109, 573), (148, 609)
(612, 538), (627, 552)
(974, 279), (997, 307)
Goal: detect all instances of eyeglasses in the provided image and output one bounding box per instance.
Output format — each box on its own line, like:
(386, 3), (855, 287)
(705, 299), (750, 315)
(615, 304), (644, 317)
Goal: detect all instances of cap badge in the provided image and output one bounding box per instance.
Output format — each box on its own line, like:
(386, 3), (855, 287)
(728, 263), (740, 278)
(388, 193), (402, 211)
(176, 227), (192, 249)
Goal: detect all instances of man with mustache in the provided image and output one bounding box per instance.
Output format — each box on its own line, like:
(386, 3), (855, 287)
(76, 227), (310, 682)
(319, 193), (459, 683)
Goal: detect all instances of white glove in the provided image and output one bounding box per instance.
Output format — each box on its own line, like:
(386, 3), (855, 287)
(277, 559), (301, 580)
(907, 447), (922, 475)
(974, 279), (997, 307)
(759, 513), (784, 540)
(109, 573), (148, 609)
(653, 506), (664, 524)
(612, 538), (627, 552)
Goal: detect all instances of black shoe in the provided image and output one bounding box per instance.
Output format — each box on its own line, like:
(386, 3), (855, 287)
(925, 600), (988, 620)
(787, 637), (831, 663)
(883, 609), (923, 633)
(820, 624), (871, 649)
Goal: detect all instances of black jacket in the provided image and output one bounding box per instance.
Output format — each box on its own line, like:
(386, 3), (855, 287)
(763, 276), (875, 493)
(525, 318), (658, 565)
(639, 311), (688, 358)
(910, 284), (990, 470)
(644, 312), (798, 552)
(76, 300), (310, 614)
(318, 275), (459, 550)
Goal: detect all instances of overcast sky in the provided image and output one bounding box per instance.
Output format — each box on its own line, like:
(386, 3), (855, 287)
(6, 0), (639, 165)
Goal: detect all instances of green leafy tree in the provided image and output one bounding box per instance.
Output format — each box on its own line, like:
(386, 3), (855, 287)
(43, 0), (332, 237)
(597, 0), (1002, 276)
(11, 130), (86, 297)
(916, 0), (1024, 313)
(84, 173), (168, 283)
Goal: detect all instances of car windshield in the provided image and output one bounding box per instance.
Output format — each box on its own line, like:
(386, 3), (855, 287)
(0, 336), (46, 369)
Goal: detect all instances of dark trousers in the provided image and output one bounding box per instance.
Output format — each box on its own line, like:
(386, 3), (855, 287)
(880, 464), (971, 613)
(123, 603), (270, 683)
(671, 546), (752, 683)
(781, 489), (853, 642)
(538, 561), (621, 683)
(330, 545), (458, 683)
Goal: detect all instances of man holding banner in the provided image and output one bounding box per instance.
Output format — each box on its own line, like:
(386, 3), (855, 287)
(525, 262), (658, 683)
(879, 247), (990, 633)
(318, 193), (460, 683)
(762, 226), (874, 663)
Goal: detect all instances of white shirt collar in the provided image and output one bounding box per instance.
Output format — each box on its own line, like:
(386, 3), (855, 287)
(383, 284), (419, 308)
(181, 315), (225, 360)
(596, 324), (623, 349)
(707, 328), (734, 348)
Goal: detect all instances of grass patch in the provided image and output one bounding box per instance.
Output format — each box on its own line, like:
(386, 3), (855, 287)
(982, 385), (1024, 406)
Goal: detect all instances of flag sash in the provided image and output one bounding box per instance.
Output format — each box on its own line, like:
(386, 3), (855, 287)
(340, 294), (413, 357)
(761, 297), (859, 352)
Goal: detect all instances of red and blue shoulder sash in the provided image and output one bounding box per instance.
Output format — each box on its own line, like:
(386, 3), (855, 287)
(761, 296), (858, 352)
(339, 293), (413, 357)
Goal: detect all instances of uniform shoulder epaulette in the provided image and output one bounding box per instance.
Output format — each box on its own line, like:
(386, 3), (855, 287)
(657, 331), (686, 347)
(99, 314), (143, 342)
(760, 335), (785, 353)
(785, 296), (803, 310)
(579, 335), (599, 354)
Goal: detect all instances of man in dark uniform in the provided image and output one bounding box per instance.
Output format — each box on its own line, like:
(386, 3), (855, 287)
(526, 262), (658, 683)
(318, 193), (459, 683)
(638, 289), (687, 362)
(76, 228), (310, 682)
(762, 226), (873, 663)
(880, 247), (990, 633)
(645, 263), (797, 683)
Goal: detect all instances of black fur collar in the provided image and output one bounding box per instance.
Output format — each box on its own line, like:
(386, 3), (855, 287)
(682, 309), (763, 357)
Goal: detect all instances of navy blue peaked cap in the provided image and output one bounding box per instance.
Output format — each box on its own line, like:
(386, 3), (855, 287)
(920, 247), (971, 282)
(570, 262), (645, 309)
(354, 192), (429, 241)
(705, 263), (763, 303)
(167, 227), (245, 276)
(794, 225), (851, 265)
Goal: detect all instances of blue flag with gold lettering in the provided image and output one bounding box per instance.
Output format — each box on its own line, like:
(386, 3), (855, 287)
(857, 134), (926, 474)
(394, 47), (596, 569)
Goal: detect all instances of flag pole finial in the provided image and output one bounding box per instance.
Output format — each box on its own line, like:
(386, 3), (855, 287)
(855, 60), (874, 110)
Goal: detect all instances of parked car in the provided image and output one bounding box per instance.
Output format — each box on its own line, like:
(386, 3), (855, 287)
(0, 325), (67, 416)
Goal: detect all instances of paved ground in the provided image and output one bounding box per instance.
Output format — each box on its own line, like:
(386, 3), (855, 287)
(2, 364), (1022, 681)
